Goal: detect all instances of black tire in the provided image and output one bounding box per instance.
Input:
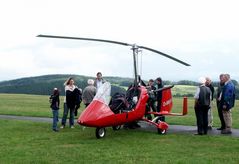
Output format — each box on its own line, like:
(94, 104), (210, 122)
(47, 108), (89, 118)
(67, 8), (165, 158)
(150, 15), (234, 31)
(112, 125), (121, 130)
(158, 128), (166, 135)
(96, 128), (106, 139)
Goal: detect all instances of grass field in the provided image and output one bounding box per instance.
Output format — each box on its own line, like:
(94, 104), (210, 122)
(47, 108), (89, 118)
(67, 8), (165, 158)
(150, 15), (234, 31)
(1, 119), (239, 163)
(171, 85), (197, 96)
(1, 93), (239, 163)
(0, 93), (239, 128)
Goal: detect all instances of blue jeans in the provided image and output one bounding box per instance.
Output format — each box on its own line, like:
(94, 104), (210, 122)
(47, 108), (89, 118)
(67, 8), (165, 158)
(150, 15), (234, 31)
(52, 109), (59, 130)
(61, 103), (74, 126)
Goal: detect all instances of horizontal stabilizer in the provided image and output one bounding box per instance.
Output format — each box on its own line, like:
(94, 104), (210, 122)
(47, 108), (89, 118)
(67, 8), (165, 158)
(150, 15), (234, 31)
(148, 97), (188, 116)
(149, 111), (185, 116)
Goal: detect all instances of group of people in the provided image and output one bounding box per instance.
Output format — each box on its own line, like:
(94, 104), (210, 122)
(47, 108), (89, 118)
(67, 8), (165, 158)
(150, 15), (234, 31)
(194, 74), (235, 135)
(49, 72), (105, 132)
(49, 72), (236, 134)
(145, 77), (164, 121)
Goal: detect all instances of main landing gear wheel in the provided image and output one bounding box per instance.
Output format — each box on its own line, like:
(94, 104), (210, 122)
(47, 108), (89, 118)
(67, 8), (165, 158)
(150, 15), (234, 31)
(96, 128), (106, 139)
(112, 125), (121, 130)
(158, 128), (166, 135)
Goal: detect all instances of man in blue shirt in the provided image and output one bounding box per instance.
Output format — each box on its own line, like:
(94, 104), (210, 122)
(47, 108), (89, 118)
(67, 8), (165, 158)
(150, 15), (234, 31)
(221, 74), (235, 134)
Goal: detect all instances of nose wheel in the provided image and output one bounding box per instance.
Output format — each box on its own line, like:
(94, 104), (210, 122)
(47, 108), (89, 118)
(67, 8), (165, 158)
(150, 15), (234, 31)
(158, 128), (167, 135)
(96, 127), (106, 139)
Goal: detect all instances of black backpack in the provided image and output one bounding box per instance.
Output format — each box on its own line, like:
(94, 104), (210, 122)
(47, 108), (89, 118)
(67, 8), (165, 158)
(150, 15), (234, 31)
(109, 93), (128, 114)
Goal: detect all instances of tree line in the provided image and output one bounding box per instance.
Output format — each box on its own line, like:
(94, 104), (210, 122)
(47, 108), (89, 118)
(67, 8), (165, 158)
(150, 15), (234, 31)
(0, 74), (238, 99)
(0, 74), (127, 96)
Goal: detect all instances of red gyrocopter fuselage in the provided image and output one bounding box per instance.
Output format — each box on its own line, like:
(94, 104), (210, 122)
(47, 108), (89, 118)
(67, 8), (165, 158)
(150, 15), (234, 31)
(78, 84), (148, 127)
(78, 82), (187, 138)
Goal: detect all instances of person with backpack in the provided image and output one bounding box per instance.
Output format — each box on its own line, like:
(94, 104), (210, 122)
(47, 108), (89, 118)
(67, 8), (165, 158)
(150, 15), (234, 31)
(49, 88), (60, 132)
(194, 77), (211, 135)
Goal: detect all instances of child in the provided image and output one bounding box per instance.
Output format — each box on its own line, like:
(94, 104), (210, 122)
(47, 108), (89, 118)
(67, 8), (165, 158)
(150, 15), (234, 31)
(49, 88), (60, 132)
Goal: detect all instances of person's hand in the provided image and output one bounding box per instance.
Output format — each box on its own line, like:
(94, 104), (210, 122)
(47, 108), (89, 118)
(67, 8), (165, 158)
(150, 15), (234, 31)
(223, 105), (227, 109)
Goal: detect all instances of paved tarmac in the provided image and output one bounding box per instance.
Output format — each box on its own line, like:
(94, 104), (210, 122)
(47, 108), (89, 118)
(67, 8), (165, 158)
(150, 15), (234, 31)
(139, 121), (239, 137)
(1, 114), (239, 137)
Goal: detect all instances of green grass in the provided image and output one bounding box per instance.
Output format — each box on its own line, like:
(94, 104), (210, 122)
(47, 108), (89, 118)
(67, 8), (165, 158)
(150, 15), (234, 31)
(0, 93), (84, 118)
(1, 119), (239, 163)
(0, 94), (50, 117)
(171, 85), (197, 96)
(1, 93), (239, 163)
(1, 93), (239, 128)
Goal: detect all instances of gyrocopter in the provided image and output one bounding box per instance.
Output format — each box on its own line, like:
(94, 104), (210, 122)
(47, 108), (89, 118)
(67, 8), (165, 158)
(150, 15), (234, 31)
(37, 34), (190, 139)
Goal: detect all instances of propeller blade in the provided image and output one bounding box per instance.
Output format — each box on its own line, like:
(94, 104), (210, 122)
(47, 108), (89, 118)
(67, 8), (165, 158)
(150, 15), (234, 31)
(37, 34), (190, 66)
(37, 34), (130, 46)
(138, 46), (190, 66)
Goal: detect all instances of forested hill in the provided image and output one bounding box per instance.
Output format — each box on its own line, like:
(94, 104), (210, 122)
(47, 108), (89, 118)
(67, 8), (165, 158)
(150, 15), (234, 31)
(0, 74), (133, 96)
(0, 74), (238, 99)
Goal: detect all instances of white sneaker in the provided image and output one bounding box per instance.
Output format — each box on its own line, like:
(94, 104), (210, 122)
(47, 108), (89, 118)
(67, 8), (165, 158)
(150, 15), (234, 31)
(70, 126), (75, 129)
(60, 125), (65, 129)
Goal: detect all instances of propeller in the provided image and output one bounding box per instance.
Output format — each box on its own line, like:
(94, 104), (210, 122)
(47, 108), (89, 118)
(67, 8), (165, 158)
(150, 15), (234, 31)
(37, 34), (190, 66)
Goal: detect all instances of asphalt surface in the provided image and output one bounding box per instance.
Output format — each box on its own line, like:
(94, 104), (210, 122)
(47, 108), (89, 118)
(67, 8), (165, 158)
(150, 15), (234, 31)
(139, 121), (239, 137)
(1, 114), (239, 137)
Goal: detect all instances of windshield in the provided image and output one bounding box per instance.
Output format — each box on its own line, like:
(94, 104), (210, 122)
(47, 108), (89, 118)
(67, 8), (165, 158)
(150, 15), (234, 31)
(93, 82), (111, 105)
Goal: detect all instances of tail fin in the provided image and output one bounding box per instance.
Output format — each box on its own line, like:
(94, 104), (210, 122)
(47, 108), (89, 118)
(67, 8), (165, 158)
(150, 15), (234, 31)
(160, 87), (173, 113)
(150, 85), (188, 116)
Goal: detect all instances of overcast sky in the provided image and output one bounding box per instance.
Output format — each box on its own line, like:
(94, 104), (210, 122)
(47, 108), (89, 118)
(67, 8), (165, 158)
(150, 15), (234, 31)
(0, 0), (238, 82)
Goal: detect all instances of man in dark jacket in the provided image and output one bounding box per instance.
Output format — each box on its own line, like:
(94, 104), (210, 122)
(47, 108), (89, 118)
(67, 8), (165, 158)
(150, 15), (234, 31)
(194, 77), (211, 135)
(145, 79), (157, 120)
(73, 88), (82, 116)
(216, 74), (226, 130)
(155, 77), (165, 121)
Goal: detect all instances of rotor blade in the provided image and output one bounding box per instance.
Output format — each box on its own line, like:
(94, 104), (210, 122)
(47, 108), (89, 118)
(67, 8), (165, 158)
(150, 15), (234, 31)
(37, 34), (190, 66)
(37, 34), (131, 46)
(138, 46), (190, 66)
